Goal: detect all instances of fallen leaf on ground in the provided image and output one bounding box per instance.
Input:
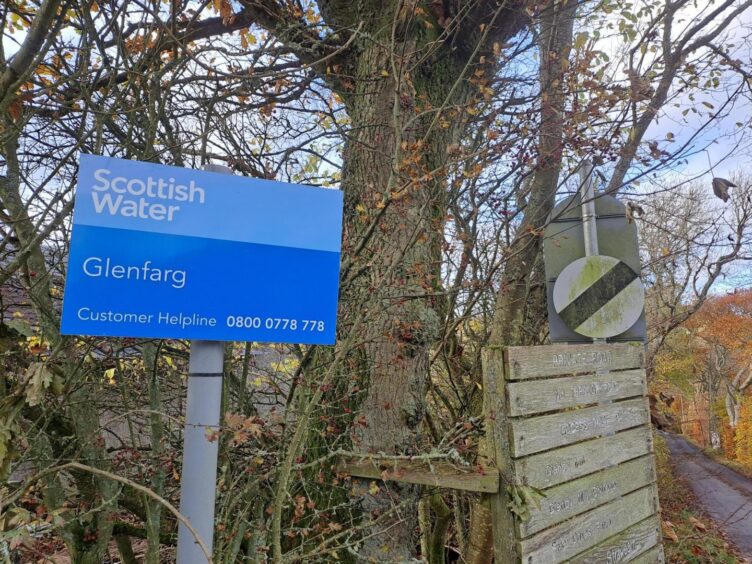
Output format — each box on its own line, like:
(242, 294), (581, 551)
(689, 516), (707, 532)
(662, 520), (679, 543)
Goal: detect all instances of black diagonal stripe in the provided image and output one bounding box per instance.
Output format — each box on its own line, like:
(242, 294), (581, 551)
(557, 261), (638, 331)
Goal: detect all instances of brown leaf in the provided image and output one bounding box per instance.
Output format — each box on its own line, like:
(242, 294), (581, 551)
(689, 516), (707, 532)
(8, 99), (23, 121)
(662, 520), (679, 543)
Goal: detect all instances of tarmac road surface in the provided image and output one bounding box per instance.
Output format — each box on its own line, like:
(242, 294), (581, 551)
(663, 432), (752, 559)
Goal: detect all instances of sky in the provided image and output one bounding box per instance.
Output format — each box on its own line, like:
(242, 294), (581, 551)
(636, 1), (752, 181)
(4, 1), (751, 177)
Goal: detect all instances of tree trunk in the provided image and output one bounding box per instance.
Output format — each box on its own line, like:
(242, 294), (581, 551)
(464, 1), (577, 561)
(341, 36), (447, 561)
(246, 2), (528, 559)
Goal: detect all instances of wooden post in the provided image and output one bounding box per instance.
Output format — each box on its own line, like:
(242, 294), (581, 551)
(482, 346), (519, 563)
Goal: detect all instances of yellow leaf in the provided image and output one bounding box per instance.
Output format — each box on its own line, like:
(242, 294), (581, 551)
(356, 203), (366, 214)
(368, 482), (379, 495)
(104, 368), (116, 385)
(380, 69), (389, 78)
(36, 65), (59, 78)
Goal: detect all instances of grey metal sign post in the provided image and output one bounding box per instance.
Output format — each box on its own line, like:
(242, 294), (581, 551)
(579, 160), (598, 257)
(176, 163), (232, 564)
(550, 162), (645, 342)
(543, 162), (647, 343)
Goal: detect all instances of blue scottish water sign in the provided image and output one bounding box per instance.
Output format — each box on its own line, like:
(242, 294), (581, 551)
(61, 154), (343, 344)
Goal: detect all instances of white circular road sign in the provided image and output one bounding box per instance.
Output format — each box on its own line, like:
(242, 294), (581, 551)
(553, 255), (645, 339)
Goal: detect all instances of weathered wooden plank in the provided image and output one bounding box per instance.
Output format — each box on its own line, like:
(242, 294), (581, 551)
(507, 369), (646, 416)
(336, 457), (499, 493)
(504, 343), (644, 380)
(630, 543), (665, 563)
(482, 347), (520, 563)
(515, 426), (653, 489)
(518, 485), (659, 563)
(510, 398), (649, 457)
(569, 514), (662, 563)
(519, 455), (656, 537)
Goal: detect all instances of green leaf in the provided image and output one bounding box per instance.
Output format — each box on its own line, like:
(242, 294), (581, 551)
(0, 418), (14, 471)
(24, 362), (54, 407)
(6, 318), (33, 337)
(507, 484), (547, 522)
(574, 32), (589, 50)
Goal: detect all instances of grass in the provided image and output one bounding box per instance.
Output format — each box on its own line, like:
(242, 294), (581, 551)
(655, 433), (741, 563)
(701, 446), (752, 481)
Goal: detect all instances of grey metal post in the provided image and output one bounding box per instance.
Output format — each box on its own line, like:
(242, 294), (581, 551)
(578, 159), (599, 257)
(177, 163), (232, 564)
(579, 160), (607, 347)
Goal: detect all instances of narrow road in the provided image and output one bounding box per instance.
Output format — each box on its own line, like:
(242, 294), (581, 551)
(663, 432), (752, 558)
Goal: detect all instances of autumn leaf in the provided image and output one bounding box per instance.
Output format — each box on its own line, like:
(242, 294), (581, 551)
(689, 516), (707, 532)
(662, 520), (679, 543)
(224, 412), (264, 446)
(24, 363), (55, 406)
(7, 99), (23, 121)
(104, 368), (116, 385)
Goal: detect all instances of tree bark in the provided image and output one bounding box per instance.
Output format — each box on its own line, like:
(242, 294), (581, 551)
(465, 1), (577, 561)
(227, 1), (526, 559)
(318, 3), (527, 558)
(341, 35), (449, 561)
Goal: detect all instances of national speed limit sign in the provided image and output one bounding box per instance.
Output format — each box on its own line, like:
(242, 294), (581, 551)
(553, 255), (645, 339)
